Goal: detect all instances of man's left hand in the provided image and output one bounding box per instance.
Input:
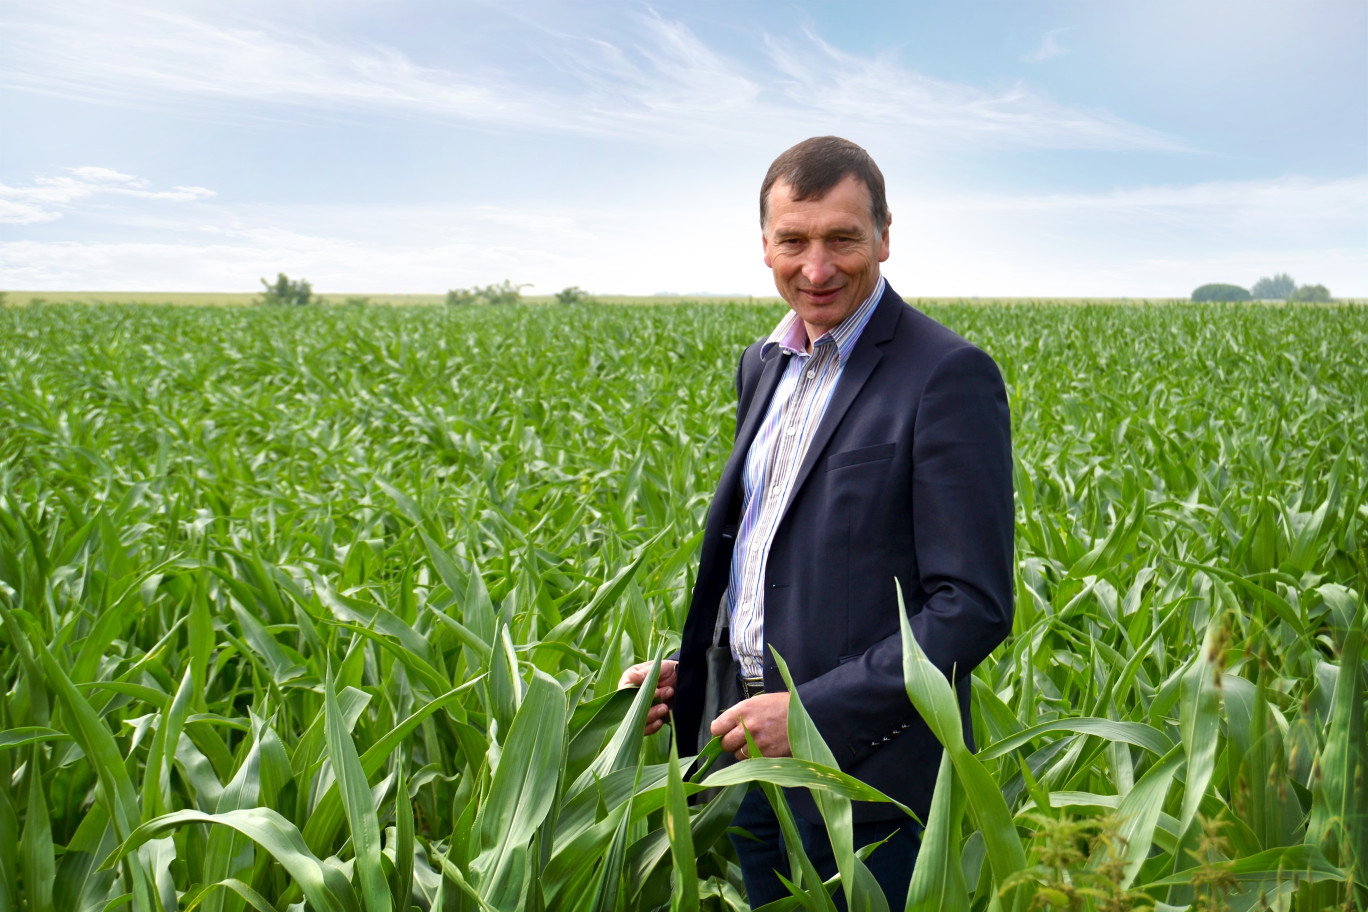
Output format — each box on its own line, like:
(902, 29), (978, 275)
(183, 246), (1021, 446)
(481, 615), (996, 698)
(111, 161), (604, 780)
(710, 693), (791, 760)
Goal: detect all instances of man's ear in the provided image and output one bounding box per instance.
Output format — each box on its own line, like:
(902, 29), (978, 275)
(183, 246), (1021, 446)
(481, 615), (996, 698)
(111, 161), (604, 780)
(878, 215), (891, 263)
(762, 231), (773, 268)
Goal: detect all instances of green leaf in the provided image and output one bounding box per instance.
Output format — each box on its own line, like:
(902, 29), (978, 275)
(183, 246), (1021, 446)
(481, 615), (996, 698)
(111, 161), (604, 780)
(325, 668), (391, 912)
(568, 655), (660, 797)
(108, 808), (361, 912)
(1107, 745), (1183, 888)
(390, 764), (414, 912)
(1307, 597), (1366, 871)
(182, 878), (279, 912)
(303, 679), (482, 851)
(0, 727), (71, 752)
(1141, 842), (1345, 888)
(665, 729), (698, 912)
(21, 747), (56, 912)
(979, 716), (1173, 761)
(699, 758), (907, 810)
(897, 581), (1027, 911)
(1174, 611), (1225, 854)
(904, 750), (969, 912)
(472, 668), (567, 906)
(773, 648), (888, 912)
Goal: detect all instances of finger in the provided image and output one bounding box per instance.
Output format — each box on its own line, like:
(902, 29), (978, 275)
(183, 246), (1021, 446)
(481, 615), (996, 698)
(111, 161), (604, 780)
(719, 727), (748, 755)
(644, 719), (664, 736)
(709, 707), (739, 737)
(622, 663), (656, 689)
(652, 685), (674, 701)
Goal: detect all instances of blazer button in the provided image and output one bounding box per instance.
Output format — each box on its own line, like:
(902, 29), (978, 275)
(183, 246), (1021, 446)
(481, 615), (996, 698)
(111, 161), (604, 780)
(869, 741), (878, 748)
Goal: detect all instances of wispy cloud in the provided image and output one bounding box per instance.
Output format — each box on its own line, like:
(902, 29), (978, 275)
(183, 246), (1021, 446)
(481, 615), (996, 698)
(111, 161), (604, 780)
(0, 3), (554, 129)
(0, 166), (214, 224)
(0, 2), (1182, 152)
(764, 25), (1180, 151)
(1021, 28), (1070, 64)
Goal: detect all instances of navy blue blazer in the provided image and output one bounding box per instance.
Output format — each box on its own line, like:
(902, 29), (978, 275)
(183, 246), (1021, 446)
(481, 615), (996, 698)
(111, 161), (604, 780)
(674, 282), (1014, 823)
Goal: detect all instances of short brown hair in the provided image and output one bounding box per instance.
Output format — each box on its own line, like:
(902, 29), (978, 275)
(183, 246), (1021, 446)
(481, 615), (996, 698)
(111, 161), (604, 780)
(760, 136), (889, 233)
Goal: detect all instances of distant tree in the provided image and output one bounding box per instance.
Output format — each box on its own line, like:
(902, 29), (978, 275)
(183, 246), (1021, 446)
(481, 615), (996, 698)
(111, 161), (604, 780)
(1250, 273), (1295, 300)
(554, 286), (593, 305)
(1192, 283), (1251, 302)
(258, 273), (313, 306)
(445, 280), (530, 306)
(1289, 283), (1331, 302)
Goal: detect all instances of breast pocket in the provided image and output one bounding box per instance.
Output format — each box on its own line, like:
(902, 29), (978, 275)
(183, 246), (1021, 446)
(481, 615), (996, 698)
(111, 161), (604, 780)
(825, 442), (895, 471)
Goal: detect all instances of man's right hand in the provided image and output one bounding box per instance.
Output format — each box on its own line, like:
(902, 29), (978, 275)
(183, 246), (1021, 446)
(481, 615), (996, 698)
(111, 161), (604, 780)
(618, 659), (678, 736)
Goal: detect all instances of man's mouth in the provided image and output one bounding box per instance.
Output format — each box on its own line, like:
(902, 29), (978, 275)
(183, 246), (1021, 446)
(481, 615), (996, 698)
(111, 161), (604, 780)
(802, 287), (841, 303)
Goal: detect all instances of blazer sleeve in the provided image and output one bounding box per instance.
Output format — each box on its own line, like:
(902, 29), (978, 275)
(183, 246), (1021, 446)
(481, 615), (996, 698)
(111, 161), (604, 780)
(796, 343), (1014, 765)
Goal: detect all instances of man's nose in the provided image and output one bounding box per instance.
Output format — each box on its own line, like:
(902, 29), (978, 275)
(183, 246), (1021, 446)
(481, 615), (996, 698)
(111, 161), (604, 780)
(801, 243), (837, 286)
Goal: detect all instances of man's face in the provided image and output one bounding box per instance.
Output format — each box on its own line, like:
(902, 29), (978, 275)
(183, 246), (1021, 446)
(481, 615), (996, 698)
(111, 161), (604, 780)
(762, 175), (890, 344)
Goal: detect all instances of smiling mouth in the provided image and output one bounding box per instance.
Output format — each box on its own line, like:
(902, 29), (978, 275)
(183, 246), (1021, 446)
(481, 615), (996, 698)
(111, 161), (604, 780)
(801, 287), (842, 301)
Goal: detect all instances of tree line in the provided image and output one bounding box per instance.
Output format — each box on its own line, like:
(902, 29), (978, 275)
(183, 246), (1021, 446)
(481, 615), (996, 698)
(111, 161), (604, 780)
(1193, 273), (1333, 302)
(257, 274), (594, 306)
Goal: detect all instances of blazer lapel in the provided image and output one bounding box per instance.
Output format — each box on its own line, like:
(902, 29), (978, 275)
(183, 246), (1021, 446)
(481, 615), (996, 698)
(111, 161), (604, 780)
(782, 287), (903, 510)
(718, 347), (787, 498)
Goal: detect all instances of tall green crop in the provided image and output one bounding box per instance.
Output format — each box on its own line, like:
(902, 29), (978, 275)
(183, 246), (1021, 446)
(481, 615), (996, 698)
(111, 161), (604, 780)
(0, 299), (1364, 910)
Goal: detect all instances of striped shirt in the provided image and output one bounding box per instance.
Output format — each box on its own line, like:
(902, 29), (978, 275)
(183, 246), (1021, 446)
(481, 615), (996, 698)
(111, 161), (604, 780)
(727, 276), (886, 679)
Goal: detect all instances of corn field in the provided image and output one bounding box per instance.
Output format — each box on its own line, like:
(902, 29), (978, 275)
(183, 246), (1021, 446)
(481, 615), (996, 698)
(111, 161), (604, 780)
(0, 300), (1364, 912)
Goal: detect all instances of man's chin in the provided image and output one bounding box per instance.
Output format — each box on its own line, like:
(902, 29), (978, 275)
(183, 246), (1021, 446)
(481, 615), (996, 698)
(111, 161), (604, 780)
(794, 299), (853, 329)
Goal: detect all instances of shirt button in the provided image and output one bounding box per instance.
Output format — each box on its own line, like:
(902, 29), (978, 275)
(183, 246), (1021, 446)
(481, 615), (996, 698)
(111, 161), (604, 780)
(785, 426), (796, 435)
(806, 370), (816, 379)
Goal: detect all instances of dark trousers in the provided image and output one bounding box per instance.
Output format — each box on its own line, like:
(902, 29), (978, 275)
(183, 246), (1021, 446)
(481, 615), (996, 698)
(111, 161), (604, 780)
(729, 787), (921, 908)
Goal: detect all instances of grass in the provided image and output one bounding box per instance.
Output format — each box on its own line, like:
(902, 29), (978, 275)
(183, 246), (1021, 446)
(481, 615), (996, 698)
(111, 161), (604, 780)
(0, 299), (1364, 911)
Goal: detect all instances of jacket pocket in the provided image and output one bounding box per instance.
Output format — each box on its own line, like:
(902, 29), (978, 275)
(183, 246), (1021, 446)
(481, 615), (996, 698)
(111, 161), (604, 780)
(826, 442), (895, 471)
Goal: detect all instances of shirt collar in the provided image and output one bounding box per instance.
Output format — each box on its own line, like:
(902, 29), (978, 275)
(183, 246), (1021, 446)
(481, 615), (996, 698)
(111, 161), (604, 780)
(761, 275), (886, 364)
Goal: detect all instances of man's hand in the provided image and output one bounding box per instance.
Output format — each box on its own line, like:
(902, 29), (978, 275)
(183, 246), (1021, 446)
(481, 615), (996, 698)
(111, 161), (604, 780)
(710, 692), (791, 761)
(618, 659), (678, 736)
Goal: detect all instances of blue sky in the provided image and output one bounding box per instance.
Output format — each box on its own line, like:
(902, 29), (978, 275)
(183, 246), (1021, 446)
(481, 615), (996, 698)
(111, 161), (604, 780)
(1, 0), (1364, 296)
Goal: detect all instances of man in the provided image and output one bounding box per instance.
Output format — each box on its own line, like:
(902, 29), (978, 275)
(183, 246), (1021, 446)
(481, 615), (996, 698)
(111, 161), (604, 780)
(620, 136), (1014, 905)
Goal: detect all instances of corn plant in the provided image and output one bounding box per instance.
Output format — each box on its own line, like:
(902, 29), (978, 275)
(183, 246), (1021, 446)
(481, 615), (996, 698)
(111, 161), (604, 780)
(1, 300), (1364, 911)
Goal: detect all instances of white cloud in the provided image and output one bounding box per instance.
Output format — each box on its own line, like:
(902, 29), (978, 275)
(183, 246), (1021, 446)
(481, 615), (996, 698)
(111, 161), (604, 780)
(915, 174), (1368, 238)
(0, 166), (214, 224)
(2, 173), (1362, 297)
(0, 191), (760, 295)
(762, 26), (1179, 151)
(893, 174), (1368, 296)
(1021, 28), (1070, 64)
(0, 2), (1180, 151)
